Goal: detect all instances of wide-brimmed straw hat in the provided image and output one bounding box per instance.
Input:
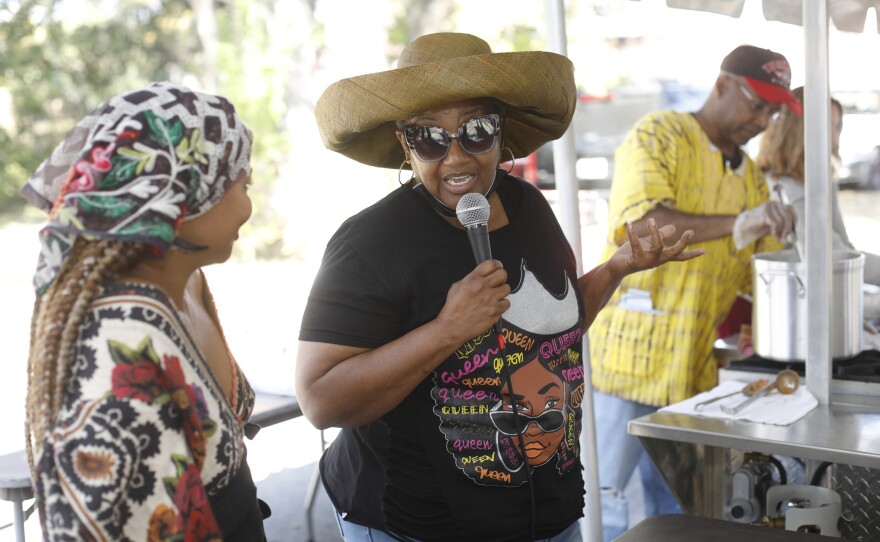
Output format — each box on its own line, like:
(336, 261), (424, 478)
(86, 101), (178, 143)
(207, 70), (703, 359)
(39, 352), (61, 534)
(314, 32), (577, 169)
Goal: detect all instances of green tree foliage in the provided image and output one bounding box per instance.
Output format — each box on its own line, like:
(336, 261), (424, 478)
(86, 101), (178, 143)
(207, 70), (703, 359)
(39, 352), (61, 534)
(0, 0), (310, 260)
(211, 0), (313, 260)
(0, 0), (200, 213)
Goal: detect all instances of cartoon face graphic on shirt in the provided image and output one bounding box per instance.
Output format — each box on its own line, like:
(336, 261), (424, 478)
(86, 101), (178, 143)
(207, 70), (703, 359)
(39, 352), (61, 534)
(491, 358), (566, 467)
(432, 262), (583, 487)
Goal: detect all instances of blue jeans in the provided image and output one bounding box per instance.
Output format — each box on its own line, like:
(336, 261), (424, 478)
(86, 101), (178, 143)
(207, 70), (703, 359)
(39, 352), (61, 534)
(593, 391), (681, 542)
(334, 511), (583, 542)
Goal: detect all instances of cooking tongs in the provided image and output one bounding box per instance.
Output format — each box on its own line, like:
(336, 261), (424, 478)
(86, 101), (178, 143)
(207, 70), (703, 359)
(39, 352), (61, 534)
(693, 379), (768, 411)
(720, 369), (800, 415)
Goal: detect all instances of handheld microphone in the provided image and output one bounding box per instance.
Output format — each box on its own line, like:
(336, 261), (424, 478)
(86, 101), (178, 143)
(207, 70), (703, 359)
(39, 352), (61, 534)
(455, 193), (504, 349)
(455, 193), (492, 262)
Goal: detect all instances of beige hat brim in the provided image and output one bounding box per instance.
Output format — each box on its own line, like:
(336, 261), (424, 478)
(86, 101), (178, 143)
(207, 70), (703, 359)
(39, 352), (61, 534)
(315, 51), (577, 169)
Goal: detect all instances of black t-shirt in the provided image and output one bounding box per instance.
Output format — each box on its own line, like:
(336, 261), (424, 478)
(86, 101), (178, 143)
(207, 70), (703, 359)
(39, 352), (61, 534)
(300, 173), (586, 541)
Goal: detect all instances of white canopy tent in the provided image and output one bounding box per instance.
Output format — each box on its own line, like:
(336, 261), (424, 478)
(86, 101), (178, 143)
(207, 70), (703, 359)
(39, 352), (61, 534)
(667, 0), (880, 33)
(541, 1), (864, 540)
(664, 0), (880, 409)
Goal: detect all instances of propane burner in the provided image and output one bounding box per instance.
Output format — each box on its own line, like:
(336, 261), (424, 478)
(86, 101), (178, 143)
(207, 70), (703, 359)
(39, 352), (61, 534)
(726, 349), (880, 383)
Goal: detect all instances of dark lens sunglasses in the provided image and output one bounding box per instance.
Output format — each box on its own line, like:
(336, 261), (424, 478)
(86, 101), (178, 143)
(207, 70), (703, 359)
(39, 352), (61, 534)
(404, 114), (501, 163)
(490, 408), (565, 436)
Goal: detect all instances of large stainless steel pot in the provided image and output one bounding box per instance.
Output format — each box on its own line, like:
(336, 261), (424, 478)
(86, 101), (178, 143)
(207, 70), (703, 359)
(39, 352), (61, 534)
(752, 249), (864, 361)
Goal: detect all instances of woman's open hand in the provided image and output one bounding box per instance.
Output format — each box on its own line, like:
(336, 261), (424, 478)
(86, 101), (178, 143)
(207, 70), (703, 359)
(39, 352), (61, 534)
(609, 217), (705, 278)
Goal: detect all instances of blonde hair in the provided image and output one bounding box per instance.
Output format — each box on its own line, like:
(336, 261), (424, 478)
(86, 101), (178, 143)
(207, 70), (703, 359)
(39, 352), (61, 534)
(25, 238), (145, 475)
(755, 86), (842, 183)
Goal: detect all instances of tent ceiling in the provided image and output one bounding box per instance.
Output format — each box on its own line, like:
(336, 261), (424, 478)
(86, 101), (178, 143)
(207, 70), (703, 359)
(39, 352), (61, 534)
(665, 0), (880, 33)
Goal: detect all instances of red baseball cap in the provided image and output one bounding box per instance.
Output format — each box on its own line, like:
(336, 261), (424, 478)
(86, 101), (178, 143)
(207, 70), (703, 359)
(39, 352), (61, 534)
(721, 45), (803, 116)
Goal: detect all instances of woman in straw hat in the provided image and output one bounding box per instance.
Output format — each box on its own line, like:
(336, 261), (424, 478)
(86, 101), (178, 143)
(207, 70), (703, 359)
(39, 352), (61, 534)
(297, 33), (703, 542)
(23, 82), (269, 541)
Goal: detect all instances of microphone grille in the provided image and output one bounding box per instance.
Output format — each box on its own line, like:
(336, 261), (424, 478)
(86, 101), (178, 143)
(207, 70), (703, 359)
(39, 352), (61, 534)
(455, 193), (490, 227)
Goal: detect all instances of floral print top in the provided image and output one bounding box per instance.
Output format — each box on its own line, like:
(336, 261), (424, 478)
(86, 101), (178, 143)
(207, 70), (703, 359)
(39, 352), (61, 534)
(34, 281), (256, 541)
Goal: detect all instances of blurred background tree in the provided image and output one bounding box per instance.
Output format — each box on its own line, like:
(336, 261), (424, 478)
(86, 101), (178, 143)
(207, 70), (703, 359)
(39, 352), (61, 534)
(0, 0), (199, 211)
(0, 0), (547, 261)
(0, 0), (319, 259)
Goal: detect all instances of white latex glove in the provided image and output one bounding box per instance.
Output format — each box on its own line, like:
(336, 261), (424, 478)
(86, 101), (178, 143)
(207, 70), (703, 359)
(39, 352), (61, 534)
(732, 201), (796, 250)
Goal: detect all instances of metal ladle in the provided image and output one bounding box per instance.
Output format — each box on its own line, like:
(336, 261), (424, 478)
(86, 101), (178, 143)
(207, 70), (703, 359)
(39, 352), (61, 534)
(693, 379), (769, 411)
(773, 182), (803, 262)
(721, 369), (800, 415)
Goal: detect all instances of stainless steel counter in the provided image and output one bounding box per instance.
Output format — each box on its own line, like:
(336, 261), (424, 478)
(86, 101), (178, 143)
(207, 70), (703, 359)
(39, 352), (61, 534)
(629, 403), (880, 469)
(627, 400), (880, 518)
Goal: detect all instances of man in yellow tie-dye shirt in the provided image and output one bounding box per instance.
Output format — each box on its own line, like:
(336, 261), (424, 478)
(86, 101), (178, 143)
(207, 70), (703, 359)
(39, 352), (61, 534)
(589, 45), (801, 541)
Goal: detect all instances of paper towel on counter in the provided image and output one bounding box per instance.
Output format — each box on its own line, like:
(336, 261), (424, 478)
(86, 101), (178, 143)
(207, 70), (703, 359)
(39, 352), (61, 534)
(660, 379), (818, 425)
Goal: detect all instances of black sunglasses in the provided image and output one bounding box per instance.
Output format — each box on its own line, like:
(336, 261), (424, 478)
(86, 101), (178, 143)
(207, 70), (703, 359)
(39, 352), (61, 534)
(490, 408), (565, 436)
(404, 114), (501, 163)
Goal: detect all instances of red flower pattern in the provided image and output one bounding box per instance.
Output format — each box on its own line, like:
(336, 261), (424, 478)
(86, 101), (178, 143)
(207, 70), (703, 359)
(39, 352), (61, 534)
(164, 355), (207, 470)
(111, 359), (168, 402)
(174, 464), (222, 542)
(70, 143), (116, 191)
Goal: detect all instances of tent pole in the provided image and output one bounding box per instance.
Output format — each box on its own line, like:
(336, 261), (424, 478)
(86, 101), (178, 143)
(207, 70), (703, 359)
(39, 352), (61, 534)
(544, 1), (601, 541)
(545, 0), (583, 269)
(804, 0), (833, 405)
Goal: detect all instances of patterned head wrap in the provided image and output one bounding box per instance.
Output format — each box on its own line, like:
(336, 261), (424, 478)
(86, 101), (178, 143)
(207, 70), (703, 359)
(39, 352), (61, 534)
(22, 82), (252, 294)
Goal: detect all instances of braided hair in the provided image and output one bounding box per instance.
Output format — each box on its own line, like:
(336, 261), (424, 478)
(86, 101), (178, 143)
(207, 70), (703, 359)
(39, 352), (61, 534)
(25, 238), (145, 475)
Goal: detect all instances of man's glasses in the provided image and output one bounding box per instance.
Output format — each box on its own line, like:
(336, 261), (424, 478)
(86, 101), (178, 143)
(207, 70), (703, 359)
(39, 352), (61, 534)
(734, 79), (782, 121)
(404, 114), (500, 163)
(490, 407), (564, 436)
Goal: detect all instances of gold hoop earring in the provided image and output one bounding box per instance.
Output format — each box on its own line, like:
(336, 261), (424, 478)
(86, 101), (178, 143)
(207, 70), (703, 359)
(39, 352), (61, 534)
(500, 146), (515, 173)
(398, 159), (414, 186)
